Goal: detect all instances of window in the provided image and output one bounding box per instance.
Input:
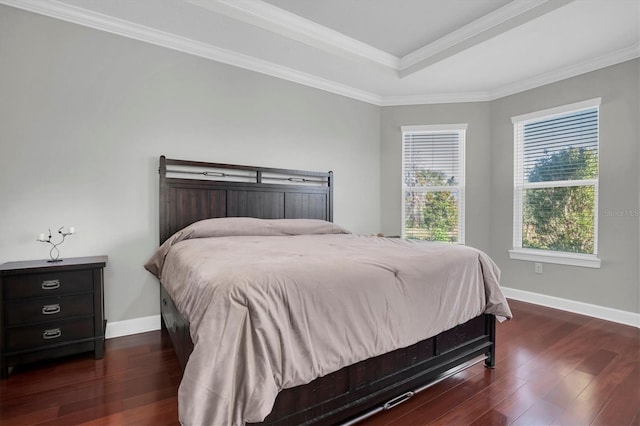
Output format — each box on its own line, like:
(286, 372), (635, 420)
(401, 124), (466, 243)
(510, 98), (601, 268)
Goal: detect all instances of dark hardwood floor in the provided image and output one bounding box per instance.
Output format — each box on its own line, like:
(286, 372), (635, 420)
(0, 299), (638, 425)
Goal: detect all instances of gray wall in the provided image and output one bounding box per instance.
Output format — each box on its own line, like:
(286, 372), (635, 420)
(380, 103), (493, 252)
(381, 60), (639, 314)
(0, 6), (381, 324)
(1, 5), (638, 325)
(490, 60), (639, 313)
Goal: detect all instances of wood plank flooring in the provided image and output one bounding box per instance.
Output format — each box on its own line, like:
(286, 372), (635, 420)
(0, 299), (638, 425)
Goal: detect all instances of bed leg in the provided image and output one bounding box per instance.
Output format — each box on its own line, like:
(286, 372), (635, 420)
(484, 348), (496, 369)
(160, 290), (167, 330)
(484, 314), (496, 369)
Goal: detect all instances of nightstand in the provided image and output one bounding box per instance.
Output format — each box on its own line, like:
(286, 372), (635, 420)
(0, 256), (107, 378)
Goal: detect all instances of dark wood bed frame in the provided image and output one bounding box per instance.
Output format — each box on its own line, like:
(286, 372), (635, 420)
(156, 155), (497, 425)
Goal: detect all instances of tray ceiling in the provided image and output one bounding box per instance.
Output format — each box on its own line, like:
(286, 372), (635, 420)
(2, 0), (639, 105)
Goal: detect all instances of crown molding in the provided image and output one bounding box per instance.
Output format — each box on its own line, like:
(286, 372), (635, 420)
(399, 0), (576, 77)
(380, 91), (491, 106)
(400, 0), (549, 72)
(382, 43), (640, 106)
(0, 0), (382, 105)
(188, 0), (575, 79)
(186, 0), (400, 70)
(489, 42), (640, 100)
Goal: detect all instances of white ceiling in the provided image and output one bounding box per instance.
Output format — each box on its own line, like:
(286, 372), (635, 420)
(3, 0), (639, 105)
(262, 0), (513, 57)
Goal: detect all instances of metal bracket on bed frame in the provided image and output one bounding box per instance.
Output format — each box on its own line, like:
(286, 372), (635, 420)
(339, 355), (488, 426)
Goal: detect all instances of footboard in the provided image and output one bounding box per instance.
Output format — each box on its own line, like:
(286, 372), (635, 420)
(257, 313), (495, 425)
(161, 285), (495, 425)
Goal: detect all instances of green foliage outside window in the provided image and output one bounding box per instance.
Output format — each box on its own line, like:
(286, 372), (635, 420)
(522, 148), (597, 253)
(404, 170), (458, 242)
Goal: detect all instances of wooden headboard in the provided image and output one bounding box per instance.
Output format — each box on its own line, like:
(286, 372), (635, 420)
(158, 156), (334, 244)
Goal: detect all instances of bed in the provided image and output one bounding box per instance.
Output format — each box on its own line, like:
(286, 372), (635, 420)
(146, 155), (512, 426)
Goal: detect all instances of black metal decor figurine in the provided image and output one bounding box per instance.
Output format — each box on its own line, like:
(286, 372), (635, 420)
(37, 226), (75, 262)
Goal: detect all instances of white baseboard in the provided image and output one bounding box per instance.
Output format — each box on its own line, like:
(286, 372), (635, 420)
(105, 314), (161, 339)
(502, 287), (640, 328)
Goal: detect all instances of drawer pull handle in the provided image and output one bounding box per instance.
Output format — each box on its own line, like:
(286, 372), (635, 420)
(42, 304), (61, 315)
(41, 280), (61, 290)
(384, 391), (414, 410)
(43, 328), (62, 340)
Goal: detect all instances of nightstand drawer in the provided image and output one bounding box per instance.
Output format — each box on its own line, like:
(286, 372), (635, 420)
(4, 294), (94, 326)
(5, 318), (94, 352)
(3, 270), (92, 300)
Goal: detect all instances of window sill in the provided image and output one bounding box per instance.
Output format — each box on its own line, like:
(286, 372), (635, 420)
(508, 249), (601, 268)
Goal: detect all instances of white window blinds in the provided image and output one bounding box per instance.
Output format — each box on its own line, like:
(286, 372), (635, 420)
(401, 124), (466, 243)
(513, 99), (600, 256)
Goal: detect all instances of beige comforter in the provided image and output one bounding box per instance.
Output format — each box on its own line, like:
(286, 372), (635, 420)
(145, 218), (512, 426)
